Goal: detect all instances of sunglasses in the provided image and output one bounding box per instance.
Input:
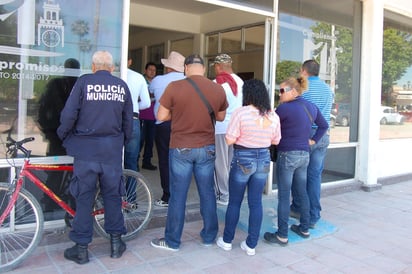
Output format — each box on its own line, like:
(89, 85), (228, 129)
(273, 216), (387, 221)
(279, 87), (293, 94)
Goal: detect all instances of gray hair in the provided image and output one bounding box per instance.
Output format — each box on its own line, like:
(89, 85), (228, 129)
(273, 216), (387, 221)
(92, 51), (114, 70)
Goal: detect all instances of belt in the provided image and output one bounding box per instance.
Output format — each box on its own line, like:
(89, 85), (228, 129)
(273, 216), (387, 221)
(233, 144), (269, 150)
(133, 112), (139, 119)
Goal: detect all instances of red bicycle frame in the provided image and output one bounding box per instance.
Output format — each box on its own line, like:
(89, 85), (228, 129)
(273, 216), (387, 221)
(0, 159), (75, 225)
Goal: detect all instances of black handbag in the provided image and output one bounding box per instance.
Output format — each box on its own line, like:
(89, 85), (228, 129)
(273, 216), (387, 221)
(270, 144), (278, 162)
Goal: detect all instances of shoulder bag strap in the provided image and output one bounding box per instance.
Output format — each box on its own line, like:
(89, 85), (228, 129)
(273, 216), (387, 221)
(186, 78), (216, 128)
(298, 101), (314, 123)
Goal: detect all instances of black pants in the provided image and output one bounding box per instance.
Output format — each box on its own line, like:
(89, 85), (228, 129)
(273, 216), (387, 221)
(155, 121), (171, 202)
(139, 119), (156, 165)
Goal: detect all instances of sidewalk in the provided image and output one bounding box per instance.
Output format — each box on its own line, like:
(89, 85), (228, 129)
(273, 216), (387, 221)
(8, 180), (412, 273)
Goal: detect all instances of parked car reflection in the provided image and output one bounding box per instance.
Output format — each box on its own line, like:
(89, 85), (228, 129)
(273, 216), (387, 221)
(331, 102), (351, 127)
(380, 106), (405, 125)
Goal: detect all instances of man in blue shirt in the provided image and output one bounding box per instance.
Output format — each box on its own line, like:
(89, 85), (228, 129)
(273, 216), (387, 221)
(290, 59), (333, 228)
(58, 51), (133, 264)
(150, 51), (186, 207)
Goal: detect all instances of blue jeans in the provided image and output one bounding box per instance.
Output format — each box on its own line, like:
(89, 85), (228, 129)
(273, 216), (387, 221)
(124, 119), (141, 201)
(276, 150), (310, 238)
(223, 148), (270, 249)
(164, 145), (218, 249)
(291, 133), (329, 225)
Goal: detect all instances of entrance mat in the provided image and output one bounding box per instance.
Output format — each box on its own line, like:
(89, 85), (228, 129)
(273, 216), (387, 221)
(217, 197), (337, 243)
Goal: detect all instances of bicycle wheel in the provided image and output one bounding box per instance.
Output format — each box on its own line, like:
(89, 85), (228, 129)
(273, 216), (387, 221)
(0, 183), (44, 273)
(93, 169), (153, 241)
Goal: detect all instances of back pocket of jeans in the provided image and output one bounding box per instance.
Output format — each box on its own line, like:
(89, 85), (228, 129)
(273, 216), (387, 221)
(236, 159), (253, 175)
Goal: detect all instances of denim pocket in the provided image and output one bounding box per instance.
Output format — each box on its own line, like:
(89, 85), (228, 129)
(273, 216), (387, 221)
(205, 145), (216, 160)
(284, 154), (301, 170)
(262, 159), (271, 173)
(236, 159), (253, 175)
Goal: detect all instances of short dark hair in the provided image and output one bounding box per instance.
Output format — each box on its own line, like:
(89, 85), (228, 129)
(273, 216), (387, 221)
(145, 62), (156, 70)
(184, 54), (204, 65)
(242, 79), (271, 115)
(302, 59), (320, 76)
(64, 58), (80, 69)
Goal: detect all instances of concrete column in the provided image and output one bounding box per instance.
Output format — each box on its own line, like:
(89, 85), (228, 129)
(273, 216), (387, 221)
(357, 0), (383, 191)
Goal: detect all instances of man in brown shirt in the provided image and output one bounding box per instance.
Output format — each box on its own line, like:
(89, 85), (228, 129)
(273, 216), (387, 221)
(151, 54), (228, 251)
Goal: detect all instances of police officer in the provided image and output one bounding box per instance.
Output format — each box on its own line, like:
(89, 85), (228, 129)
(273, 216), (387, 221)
(57, 50), (133, 264)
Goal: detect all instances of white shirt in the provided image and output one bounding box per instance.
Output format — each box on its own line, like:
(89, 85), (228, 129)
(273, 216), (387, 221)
(126, 68), (150, 113)
(214, 73), (244, 134)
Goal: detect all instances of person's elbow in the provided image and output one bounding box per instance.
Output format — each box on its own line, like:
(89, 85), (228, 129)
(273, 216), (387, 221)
(140, 101), (151, 110)
(216, 110), (226, 121)
(225, 136), (236, 145)
(157, 112), (169, 121)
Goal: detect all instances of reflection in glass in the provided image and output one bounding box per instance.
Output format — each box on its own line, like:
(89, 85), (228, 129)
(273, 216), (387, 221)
(277, 13), (355, 143)
(382, 18), (412, 139)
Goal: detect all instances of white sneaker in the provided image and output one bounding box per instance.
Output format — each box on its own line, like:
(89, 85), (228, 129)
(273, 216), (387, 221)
(151, 238), (179, 251)
(240, 241), (255, 256)
(154, 199), (168, 207)
(216, 237), (232, 251)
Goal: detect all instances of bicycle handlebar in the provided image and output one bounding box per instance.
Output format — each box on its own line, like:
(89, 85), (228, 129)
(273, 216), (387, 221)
(6, 136), (35, 158)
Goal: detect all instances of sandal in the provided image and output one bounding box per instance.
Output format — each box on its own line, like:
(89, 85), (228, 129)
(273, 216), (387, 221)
(291, 224), (310, 238)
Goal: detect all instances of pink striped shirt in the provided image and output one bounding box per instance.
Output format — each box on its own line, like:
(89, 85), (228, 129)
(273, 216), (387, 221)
(226, 105), (281, 148)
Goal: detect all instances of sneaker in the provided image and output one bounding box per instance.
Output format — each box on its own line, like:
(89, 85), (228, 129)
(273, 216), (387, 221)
(309, 223), (316, 229)
(151, 238), (179, 251)
(216, 199), (229, 206)
(240, 241), (255, 256)
(154, 199), (168, 207)
(216, 237), (232, 251)
(263, 232), (288, 246)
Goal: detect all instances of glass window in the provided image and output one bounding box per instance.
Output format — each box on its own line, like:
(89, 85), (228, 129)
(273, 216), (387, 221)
(206, 34), (219, 55)
(277, 13), (355, 144)
(381, 13), (412, 139)
(170, 38), (194, 58)
(221, 29), (242, 53)
(205, 24), (265, 80)
(245, 25), (265, 51)
(276, 0), (359, 184)
(0, 0), (126, 220)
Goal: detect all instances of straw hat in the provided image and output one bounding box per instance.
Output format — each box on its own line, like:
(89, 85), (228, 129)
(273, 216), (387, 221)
(161, 51), (185, 72)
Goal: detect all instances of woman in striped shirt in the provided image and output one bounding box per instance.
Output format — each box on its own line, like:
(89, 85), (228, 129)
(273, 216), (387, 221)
(216, 79), (281, 256)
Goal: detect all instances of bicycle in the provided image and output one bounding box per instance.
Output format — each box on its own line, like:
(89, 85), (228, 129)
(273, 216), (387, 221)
(0, 135), (153, 273)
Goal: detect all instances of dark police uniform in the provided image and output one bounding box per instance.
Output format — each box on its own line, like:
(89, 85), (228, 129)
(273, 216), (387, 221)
(58, 70), (133, 245)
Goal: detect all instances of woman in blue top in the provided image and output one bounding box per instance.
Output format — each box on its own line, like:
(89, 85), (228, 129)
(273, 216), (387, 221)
(264, 76), (328, 246)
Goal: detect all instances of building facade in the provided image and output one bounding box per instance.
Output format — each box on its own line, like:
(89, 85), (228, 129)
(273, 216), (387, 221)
(1, 0), (412, 220)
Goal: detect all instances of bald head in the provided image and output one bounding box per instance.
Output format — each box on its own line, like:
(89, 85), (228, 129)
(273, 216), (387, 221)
(184, 54), (205, 77)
